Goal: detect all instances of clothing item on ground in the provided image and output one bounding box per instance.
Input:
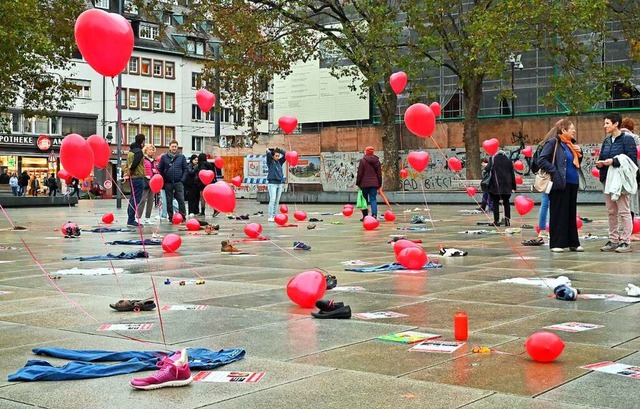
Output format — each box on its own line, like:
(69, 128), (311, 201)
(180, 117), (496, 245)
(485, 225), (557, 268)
(62, 250), (148, 261)
(105, 239), (162, 246)
(438, 247), (468, 257)
(294, 241), (311, 250)
(522, 237), (545, 246)
(89, 228), (133, 233)
(345, 261), (442, 272)
(625, 283), (640, 297)
(554, 284), (580, 301)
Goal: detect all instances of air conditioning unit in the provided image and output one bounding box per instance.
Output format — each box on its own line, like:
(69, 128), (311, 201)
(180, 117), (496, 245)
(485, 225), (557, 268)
(219, 136), (227, 148)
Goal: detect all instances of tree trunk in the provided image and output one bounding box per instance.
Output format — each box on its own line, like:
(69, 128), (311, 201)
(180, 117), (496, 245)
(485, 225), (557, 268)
(462, 74), (484, 180)
(378, 87), (400, 191)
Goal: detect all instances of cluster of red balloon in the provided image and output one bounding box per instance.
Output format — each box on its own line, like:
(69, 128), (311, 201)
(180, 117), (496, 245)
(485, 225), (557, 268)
(393, 239), (428, 270)
(59, 133), (111, 180)
(342, 204), (354, 217)
(286, 270), (326, 308)
(404, 102), (439, 138)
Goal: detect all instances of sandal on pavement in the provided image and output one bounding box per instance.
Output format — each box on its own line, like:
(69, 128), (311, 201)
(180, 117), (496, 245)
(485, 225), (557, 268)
(522, 237), (544, 246)
(110, 299), (156, 312)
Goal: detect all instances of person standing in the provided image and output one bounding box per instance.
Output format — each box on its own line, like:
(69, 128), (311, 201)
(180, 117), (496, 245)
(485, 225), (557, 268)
(266, 147), (286, 222)
(70, 177), (81, 198)
(597, 113), (638, 253)
(477, 158), (493, 213)
(485, 150), (516, 226)
(31, 174), (40, 197)
(158, 140), (188, 222)
(47, 173), (58, 196)
(185, 154), (199, 217)
(9, 173), (19, 196)
(136, 145), (157, 224)
(620, 117), (640, 221)
(196, 153), (219, 217)
(537, 118), (584, 252)
(356, 146), (382, 220)
(18, 171), (29, 196)
(125, 133), (146, 227)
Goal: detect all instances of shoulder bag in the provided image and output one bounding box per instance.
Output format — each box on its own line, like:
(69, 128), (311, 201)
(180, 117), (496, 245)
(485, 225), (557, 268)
(533, 139), (558, 194)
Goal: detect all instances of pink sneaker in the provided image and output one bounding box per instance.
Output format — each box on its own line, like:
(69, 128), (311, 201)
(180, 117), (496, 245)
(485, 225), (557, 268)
(130, 349), (192, 390)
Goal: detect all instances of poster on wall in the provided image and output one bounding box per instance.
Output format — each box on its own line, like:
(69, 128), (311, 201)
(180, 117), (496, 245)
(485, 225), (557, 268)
(320, 151), (384, 192)
(242, 154), (287, 186)
(288, 156), (321, 184)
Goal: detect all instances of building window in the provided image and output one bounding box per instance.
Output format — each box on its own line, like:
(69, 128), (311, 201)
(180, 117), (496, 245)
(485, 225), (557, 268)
(153, 127), (162, 146)
(34, 117), (49, 134)
(163, 13), (172, 25)
(140, 125), (151, 141)
(95, 0), (109, 9)
(140, 90), (151, 110)
(192, 136), (203, 152)
(259, 102), (268, 120)
(11, 113), (20, 133)
(128, 57), (139, 74)
(153, 91), (163, 111)
(205, 110), (214, 122)
(221, 108), (231, 123)
(127, 124), (139, 145)
(164, 126), (175, 146)
(153, 60), (163, 77)
(128, 89), (139, 109)
(119, 88), (127, 108)
(191, 104), (202, 121)
(139, 23), (159, 40)
(165, 62), (175, 79)
(195, 42), (205, 55)
(165, 93), (175, 112)
(141, 58), (151, 76)
(124, 0), (138, 14)
(70, 79), (91, 99)
(23, 117), (33, 133)
(191, 72), (201, 89)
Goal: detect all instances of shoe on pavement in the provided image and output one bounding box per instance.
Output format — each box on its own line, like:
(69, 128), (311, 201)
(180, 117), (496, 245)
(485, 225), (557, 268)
(127, 222), (140, 227)
(569, 246), (584, 252)
(615, 243), (632, 253)
(311, 305), (352, 319)
(550, 247), (564, 253)
(268, 217), (275, 222)
(600, 241), (619, 252)
(307, 223), (316, 230)
(130, 349), (192, 390)
(315, 299), (344, 312)
(325, 275), (337, 289)
(553, 284), (580, 301)
(221, 240), (242, 253)
(293, 241), (311, 250)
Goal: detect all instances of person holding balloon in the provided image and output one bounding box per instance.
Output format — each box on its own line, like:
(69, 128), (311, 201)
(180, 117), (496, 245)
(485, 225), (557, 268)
(158, 140), (189, 222)
(484, 150), (516, 226)
(197, 153), (219, 217)
(125, 133), (146, 227)
(356, 146), (382, 220)
(136, 145), (157, 224)
(266, 147), (287, 222)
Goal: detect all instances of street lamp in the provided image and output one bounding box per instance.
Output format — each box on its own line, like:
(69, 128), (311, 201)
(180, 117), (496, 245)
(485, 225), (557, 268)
(506, 53), (524, 118)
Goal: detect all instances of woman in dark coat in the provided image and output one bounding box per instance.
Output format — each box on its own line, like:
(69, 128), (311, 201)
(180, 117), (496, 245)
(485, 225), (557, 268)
(356, 146), (382, 220)
(196, 153), (218, 217)
(185, 154), (199, 216)
(485, 151), (516, 226)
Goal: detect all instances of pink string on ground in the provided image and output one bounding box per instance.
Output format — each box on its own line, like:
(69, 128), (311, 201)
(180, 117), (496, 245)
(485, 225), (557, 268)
(150, 276), (167, 349)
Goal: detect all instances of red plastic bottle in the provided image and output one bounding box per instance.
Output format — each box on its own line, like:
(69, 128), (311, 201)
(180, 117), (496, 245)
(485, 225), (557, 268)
(454, 311), (468, 341)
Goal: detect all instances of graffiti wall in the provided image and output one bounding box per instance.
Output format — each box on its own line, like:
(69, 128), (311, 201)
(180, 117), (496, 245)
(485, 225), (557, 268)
(320, 151), (384, 191)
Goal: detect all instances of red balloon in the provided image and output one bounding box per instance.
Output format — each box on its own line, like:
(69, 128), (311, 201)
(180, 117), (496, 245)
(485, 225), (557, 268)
(149, 174), (163, 194)
(293, 210), (307, 221)
(404, 103), (436, 138)
(278, 116), (298, 135)
(362, 215), (379, 230)
(515, 175), (523, 185)
(198, 170), (215, 185)
(400, 169), (409, 179)
(60, 134), (94, 179)
(535, 224), (549, 234)
(513, 160), (524, 171)
(244, 223), (263, 238)
(393, 239), (421, 257)
(430, 101), (441, 117)
(87, 134), (110, 169)
(286, 270), (327, 308)
(74, 9), (134, 77)
(522, 146), (533, 158)
(186, 218), (200, 231)
(172, 213), (184, 225)
(576, 217), (583, 230)
(274, 214), (288, 226)
(60, 222), (79, 236)
(101, 212), (114, 224)
(389, 71), (408, 95)
(214, 157), (224, 169)
(407, 151), (430, 172)
(384, 210), (396, 221)
(637, 145), (640, 160)
(447, 157), (462, 172)
(162, 234), (182, 253)
(466, 187), (477, 197)
(280, 204), (289, 213)
(514, 195), (535, 216)
(398, 247), (428, 270)
(525, 331), (564, 363)
(342, 206), (354, 217)
(231, 176), (242, 187)
(482, 138), (500, 156)
(57, 169), (72, 184)
(591, 167), (600, 178)
(202, 181), (236, 213)
(344, 204), (354, 209)
(285, 151), (299, 167)
(633, 218), (640, 234)
(195, 89), (215, 113)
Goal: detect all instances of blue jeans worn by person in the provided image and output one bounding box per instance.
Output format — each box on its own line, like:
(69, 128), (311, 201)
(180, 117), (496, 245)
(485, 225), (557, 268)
(538, 193), (550, 231)
(8, 347), (245, 381)
(267, 183), (283, 219)
(127, 177), (145, 225)
(11, 186), (18, 196)
(360, 186), (378, 217)
(164, 181), (186, 220)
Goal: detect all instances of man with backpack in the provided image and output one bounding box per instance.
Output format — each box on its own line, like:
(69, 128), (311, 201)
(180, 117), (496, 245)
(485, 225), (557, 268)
(158, 140), (188, 222)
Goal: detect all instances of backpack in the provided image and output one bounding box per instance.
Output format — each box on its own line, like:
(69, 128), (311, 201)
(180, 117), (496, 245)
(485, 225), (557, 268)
(530, 145), (543, 174)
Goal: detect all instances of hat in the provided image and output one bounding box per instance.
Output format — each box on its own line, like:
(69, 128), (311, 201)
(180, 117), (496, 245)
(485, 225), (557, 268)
(365, 146), (375, 154)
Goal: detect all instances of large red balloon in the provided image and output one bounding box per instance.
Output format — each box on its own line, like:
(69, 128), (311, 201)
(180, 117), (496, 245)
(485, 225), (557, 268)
(513, 160), (524, 171)
(466, 187), (477, 197)
(525, 331), (564, 363)
(285, 151), (299, 167)
(87, 134), (110, 169)
(400, 169), (409, 179)
(384, 210), (396, 222)
(389, 71), (408, 95)
(186, 218), (201, 231)
(633, 218), (640, 234)
(195, 89), (215, 113)
(514, 195), (535, 216)
(482, 138), (500, 156)
(407, 151), (430, 172)
(522, 146), (533, 158)
(244, 223), (263, 238)
(286, 270), (327, 308)
(172, 213), (184, 225)
(60, 134), (94, 179)
(74, 9), (134, 77)
(279, 116), (298, 135)
(198, 170), (215, 185)
(342, 206), (354, 217)
(362, 216), (379, 230)
(293, 210), (307, 221)
(274, 214), (288, 226)
(149, 174), (163, 194)
(430, 102), (441, 117)
(162, 234), (182, 253)
(280, 204), (289, 213)
(393, 239), (421, 257)
(398, 247), (428, 270)
(203, 182), (236, 213)
(214, 157), (224, 169)
(231, 176), (242, 187)
(57, 169), (72, 184)
(404, 103), (436, 138)
(447, 157), (462, 172)
(101, 212), (114, 224)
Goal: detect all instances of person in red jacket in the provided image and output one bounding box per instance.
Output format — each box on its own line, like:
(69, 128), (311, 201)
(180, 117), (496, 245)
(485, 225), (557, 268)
(356, 146), (382, 220)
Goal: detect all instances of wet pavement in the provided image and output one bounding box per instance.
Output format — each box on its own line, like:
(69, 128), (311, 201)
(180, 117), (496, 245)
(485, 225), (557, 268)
(0, 199), (638, 408)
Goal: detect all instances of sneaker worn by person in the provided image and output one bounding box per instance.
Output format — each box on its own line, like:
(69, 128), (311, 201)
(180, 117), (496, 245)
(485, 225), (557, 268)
(212, 210), (220, 218)
(600, 241), (618, 252)
(221, 240), (242, 253)
(127, 222), (140, 227)
(130, 349), (192, 390)
(293, 241), (311, 250)
(569, 246), (584, 252)
(615, 243), (632, 253)
(268, 217), (275, 222)
(551, 247), (564, 253)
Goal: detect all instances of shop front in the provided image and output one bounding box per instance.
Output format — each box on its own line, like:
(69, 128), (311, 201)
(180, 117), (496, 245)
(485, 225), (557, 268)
(0, 135), (62, 194)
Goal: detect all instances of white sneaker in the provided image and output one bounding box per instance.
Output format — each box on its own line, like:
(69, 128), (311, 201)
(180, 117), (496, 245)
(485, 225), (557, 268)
(268, 217), (275, 222)
(551, 247), (564, 253)
(188, 213), (195, 218)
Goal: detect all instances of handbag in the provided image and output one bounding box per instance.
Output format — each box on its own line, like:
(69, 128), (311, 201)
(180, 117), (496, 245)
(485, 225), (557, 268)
(480, 170), (491, 193)
(533, 139), (558, 194)
(356, 189), (368, 209)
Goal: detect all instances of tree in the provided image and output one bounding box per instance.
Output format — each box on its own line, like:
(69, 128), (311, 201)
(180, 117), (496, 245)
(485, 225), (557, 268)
(0, 0), (86, 129)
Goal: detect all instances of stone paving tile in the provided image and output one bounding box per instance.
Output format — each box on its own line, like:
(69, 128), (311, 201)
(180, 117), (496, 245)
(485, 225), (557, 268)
(464, 393), (599, 409)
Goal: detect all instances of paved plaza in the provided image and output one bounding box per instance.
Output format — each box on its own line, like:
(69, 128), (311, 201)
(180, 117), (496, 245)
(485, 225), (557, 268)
(0, 199), (638, 408)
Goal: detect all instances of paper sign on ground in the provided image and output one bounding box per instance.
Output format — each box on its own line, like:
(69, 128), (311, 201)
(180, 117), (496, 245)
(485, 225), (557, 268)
(0, 291), (13, 295)
(161, 305), (208, 311)
(97, 323), (153, 331)
(579, 294), (640, 303)
(53, 267), (125, 276)
(581, 361), (640, 379)
(353, 311), (408, 320)
(376, 331), (441, 344)
(410, 340), (465, 353)
(340, 260), (373, 266)
(193, 371), (265, 383)
(329, 286), (366, 292)
(544, 322), (604, 333)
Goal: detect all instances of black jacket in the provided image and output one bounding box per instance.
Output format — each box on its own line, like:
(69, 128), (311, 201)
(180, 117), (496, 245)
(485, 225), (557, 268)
(158, 153), (188, 184)
(356, 155), (382, 189)
(196, 160), (216, 190)
(597, 133), (637, 183)
(485, 152), (516, 195)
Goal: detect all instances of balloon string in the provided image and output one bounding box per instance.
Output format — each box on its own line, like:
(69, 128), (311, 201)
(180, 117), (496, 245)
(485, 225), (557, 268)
(151, 276), (167, 349)
(286, 137), (297, 212)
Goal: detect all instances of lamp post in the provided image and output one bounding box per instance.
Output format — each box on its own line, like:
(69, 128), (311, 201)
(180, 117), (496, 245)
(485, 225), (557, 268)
(506, 53), (524, 118)
(116, 0), (124, 209)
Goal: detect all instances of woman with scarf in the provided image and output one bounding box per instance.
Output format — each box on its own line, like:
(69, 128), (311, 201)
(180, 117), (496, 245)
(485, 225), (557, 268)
(536, 118), (584, 252)
(136, 145), (157, 224)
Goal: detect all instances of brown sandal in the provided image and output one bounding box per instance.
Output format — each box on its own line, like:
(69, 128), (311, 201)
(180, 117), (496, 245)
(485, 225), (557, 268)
(109, 298), (156, 312)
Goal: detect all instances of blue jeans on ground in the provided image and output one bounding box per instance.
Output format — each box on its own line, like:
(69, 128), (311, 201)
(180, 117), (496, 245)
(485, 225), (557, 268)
(164, 181), (186, 220)
(8, 347), (246, 381)
(538, 193), (550, 230)
(127, 178), (145, 225)
(268, 183), (283, 218)
(360, 187), (378, 217)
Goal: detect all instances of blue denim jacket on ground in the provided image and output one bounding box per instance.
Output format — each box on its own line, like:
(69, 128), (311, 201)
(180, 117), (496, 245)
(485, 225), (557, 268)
(8, 347), (245, 381)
